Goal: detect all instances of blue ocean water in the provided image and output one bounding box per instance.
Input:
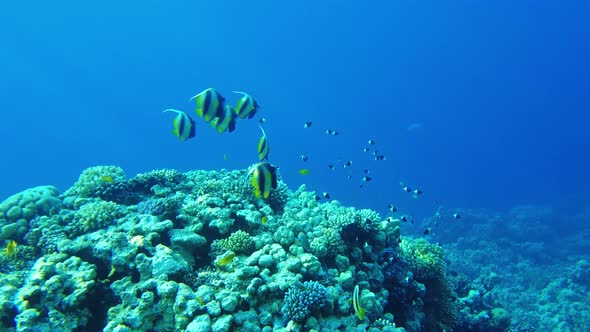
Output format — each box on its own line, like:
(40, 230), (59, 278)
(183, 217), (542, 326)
(1, 1), (588, 216)
(1, 2), (589, 329)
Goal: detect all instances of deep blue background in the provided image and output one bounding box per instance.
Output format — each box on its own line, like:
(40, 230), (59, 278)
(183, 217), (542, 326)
(1, 1), (589, 219)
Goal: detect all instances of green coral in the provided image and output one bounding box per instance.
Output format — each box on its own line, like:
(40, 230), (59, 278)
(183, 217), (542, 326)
(0, 186), (61, 241)
(15, 253), (97, 331)
(309, 227), (346, 258)
(491, 307), (511, 330)
(212, 230), (254, 255)
(399, 238), (445, 279)
(64, 166), (126, 198)
(185, 169), (248, 199)
(130, 169), (185, 193)
(400, 238), (458, 330)
(67, 200), (123, 236)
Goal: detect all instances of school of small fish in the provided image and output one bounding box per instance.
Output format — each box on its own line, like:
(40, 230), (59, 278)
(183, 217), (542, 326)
(159, 87), (461, 236)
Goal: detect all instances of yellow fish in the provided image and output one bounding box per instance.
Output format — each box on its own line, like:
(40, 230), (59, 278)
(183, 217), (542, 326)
(298, 168), (310, 175)
(216, 252), (236, 267)
(101, 175), (114, 183)
(261, 216), (268, 224)
(5, 240), (17, 256)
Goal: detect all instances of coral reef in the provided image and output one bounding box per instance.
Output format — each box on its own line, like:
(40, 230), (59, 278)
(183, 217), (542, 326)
(0, 165), (459, 331)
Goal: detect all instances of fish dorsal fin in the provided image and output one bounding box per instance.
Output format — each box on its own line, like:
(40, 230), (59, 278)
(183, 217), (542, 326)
(189, 88), (211, 102)
(232, 91), (248, 97)
(258, 124), (267, 138)
(163, 108), (183, 115)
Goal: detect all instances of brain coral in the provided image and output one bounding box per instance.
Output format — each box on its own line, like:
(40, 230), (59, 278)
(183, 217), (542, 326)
(0, 186), (61, 241)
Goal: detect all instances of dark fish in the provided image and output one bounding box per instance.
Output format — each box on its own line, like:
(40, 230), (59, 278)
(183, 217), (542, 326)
(258, 117), (267, 124)
(362, 176), (372, 182)
(363, 147), (370, 152)
(322, 192), (330, 199)
(402, 186), (412, 193)
(301, 155), (309, 162)
(388, 204), (397, 213)
(400, 216), (408, 222)
(423, 228), (430, 235)
(328, 164), (335, 170)
(189, 88), (225, 122)
(412, 189), (422, 199)
(347, 175), (352, 180)
(368, 139), (376, 145)
(344, 160), (352, 168)
(374, 155), (386, 161)
(304, 122), (312, 128)
(453, 213), (461, 220)
(326, 129), (339, 136)
(364, 169), (369, 174)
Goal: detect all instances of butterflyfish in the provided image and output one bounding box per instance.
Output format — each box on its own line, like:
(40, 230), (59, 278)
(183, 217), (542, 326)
(210, 104), (237, 133)
(163, 109), (196, 142)
(189, 88), (225, 123)
(249, 162), (277, 199)
(257, 125), (270, 160)
(353, 285), (366, 320)
(232, 91), (260, 119)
